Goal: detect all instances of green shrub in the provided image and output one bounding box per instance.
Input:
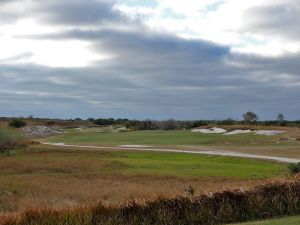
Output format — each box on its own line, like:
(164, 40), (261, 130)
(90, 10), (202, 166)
(0, 128), (22, 154)
(9, 118), (26, 128)
(288, 163), (300, 174)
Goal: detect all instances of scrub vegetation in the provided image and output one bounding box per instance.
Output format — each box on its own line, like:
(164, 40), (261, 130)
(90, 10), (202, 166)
(1, 181), (300, 225)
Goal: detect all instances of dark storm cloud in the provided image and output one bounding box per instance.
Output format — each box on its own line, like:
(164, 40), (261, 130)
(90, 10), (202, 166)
(242, 1), (300, 40)
(1, 0), (300, 119)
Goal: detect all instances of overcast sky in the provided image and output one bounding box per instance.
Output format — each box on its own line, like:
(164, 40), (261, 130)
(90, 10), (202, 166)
(0, 0), (299, 120)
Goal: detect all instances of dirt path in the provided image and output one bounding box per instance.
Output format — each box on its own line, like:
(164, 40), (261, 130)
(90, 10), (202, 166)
(40, 142), (300, 163)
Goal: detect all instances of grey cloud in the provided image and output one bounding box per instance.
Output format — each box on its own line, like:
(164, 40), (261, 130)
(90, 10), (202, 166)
(35, 0), (124, 25)
(242, 1), (300, 40)
(0, 52), (34, 63)
(1, 0), (300, 119)
(0, 0), (125, 25)
(1, 35), (300, 120)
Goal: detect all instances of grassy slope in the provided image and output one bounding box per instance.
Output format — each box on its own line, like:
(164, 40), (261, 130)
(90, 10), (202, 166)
(0, 145), (285, 179)
(0, 145), (287, 212)
(231, 215), (300, 225)
(45, 130), (298, 147)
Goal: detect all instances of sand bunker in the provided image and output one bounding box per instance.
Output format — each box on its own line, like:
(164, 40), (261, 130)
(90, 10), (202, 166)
(223, 129), (252, 135)
(192, 127), (286, 136)
(254, 130), (286, 136)
(191, 127), (226, 134)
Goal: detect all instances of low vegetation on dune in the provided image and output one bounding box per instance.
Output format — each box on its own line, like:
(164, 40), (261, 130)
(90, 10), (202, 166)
(1, 181), (300, 225)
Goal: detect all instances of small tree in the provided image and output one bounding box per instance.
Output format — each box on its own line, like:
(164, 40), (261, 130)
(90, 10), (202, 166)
(243, 111), (258, 123)
(277, 113), (286, 126)
(9, 118), (26, 128)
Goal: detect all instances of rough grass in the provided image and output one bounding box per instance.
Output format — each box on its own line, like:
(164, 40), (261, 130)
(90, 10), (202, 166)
(0, 145), (285, 179)
(231, 215), (300, 225)
(45, 130), (299, 147)
(0, 145), (286, 212)
(1, 181), (300, 225)
(0, 128), (25, 153)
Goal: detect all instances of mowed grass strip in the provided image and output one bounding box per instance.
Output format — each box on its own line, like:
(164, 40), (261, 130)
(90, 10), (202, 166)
(0, 145), (285, 179)
(230, 215), (300, 225)
(45, 130), (296, 147)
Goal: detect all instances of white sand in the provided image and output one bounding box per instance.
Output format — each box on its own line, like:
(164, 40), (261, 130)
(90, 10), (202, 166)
(223, 129), (252, 135)
(192, 128), (286, 136)
(254, 130), (286, 136)
(191, 127), (226, 134)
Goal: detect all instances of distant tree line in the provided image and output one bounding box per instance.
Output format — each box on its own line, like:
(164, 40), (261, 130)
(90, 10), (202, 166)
(1, 112), (300, 131)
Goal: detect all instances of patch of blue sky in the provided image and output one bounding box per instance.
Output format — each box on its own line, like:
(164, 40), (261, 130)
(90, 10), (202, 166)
(117, 0), (158, 8)
(236, 37), (267, 48)
(162, 8), (186, 19)
(201, 1), (225, 13)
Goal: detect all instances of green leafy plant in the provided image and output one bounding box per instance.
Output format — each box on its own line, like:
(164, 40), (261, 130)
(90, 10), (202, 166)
(9, 118), (26, 128)
(288, 162), (300, 174)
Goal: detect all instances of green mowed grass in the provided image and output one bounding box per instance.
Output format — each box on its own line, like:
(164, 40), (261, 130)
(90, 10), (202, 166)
(44, 130), (295, 147)
(231, 215), (300, 225)
(0, 145), (285, 179)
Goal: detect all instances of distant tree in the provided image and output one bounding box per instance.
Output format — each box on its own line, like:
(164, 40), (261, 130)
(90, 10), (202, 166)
(277, 113), (286, 126)
(93, 118), (115, 126)
(193, 120), (209, 128)
(277, 113), (284, 122)
(87, 118), (95, 122)
(160, 119), (177, 130)
(9, 118), (26, 128)
(243, 111), (258, 123)
(217, 119), (235, 125)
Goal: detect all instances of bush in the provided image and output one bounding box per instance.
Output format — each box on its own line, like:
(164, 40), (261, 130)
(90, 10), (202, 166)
(0, 128), (22, 154)
(9, 118), (26, 128)
(288, 163), (300, 174)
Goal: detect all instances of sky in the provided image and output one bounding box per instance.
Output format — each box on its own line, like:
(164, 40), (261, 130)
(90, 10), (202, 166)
(0, 0), (299, 120)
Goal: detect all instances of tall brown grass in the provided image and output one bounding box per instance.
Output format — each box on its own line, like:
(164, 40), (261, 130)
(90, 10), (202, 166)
(1, 181), (300, 225)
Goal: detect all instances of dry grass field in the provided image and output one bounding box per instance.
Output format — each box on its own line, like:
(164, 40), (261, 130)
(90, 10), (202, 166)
(1, 124), (300, 224)
(0, 144), (287, 213)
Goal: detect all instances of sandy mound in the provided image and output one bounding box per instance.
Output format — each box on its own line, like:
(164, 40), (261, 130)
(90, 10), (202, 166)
(21, 126), (63, 137)
(191, 127), (226, 134)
